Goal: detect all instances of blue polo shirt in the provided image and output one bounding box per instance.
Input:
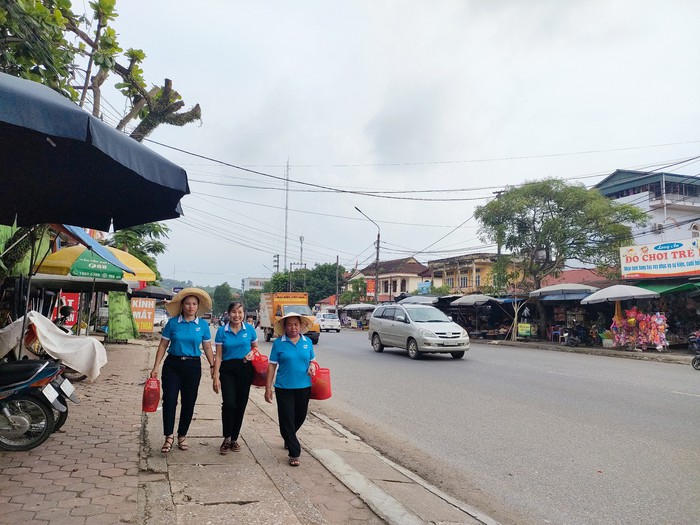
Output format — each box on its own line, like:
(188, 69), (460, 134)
(269, 334), (315, 389)
(215, 322), (258, 360)
(162, 316), (211, 357)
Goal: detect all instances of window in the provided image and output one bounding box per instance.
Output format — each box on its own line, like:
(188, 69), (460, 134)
(382, 307), (396, 320)
(383, 281), (389, 293)
(475, 274), (481, 286)
(692, 223), (700, 238)
(400, 279), (407, 292)
(392, 280), (397, 293)
(446, 277), (454, 287)
(460, 276), (468, 288)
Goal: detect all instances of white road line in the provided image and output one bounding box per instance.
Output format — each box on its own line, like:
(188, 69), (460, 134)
(671, 391), (700, 397)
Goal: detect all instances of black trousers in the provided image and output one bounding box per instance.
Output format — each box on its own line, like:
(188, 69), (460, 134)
(275, 387), (311, 458)
(161, 355), (202, 437)
(219, 359), (254, 440)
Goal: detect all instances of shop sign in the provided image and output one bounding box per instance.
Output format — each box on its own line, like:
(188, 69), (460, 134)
(517, 323), (532, 336)
(131, 297), (156, 332)
(620, 238), (700, 279)
(366, 280), (375, 294)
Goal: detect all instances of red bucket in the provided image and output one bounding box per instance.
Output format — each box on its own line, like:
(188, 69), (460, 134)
(251, 349), (269, 387)
(310, 361), (332, 400)
(142, 377), (160, 412)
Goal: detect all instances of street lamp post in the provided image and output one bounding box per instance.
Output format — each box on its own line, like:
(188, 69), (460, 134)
(355, 207), (380, 305)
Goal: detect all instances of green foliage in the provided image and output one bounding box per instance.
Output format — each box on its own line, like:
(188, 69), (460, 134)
(481, 255), (518, 296)
(212, 282), (233, 315)
(242, 289), (261, 312)
(340, 278), (367, 305)
(474, 178), (648, 289)
(105, 222), (170, 282)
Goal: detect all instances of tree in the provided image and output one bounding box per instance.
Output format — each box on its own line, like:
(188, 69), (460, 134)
(242, 289), (261, 312)
(340, 278), (367, 305)
(474, 178), (648, 334)
(0, 0), (201, 141)
(212, 283), (233, 315)
(305, 263), (345, 306)
(104, 222), (169, 282)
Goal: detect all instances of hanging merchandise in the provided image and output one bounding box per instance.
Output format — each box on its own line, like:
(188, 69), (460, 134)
(610, 307), (668, 352)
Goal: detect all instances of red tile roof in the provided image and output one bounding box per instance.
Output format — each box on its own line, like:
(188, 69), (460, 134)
(541, 269), (614, 288)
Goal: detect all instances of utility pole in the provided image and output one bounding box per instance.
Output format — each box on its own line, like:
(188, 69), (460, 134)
(272, 254), (279, 272)
(335, 255), (339, 309)
(284, 159), (289, 271)
(355, 207), (380, 305)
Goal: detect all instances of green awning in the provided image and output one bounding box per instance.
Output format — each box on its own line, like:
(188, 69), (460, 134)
(636, 282), (700, 294)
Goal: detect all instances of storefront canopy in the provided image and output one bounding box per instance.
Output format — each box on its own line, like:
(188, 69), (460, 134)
(636, 282), (700, 294)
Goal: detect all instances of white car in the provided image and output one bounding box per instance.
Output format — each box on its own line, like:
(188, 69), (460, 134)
(316, 313), (341, 332)
(153, 309), (169, 327)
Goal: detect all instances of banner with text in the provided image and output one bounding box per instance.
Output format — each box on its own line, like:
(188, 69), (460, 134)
(131, 297), (156, 333)
(620, 239), (700, 279)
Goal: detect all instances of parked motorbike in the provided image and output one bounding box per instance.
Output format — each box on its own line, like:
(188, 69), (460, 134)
(0, 359), (78, 450)
(563, 324), (594, 347)
(689, 332), (700, 370)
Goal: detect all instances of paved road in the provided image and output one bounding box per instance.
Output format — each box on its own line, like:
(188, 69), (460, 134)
(263, 329), (700, 525)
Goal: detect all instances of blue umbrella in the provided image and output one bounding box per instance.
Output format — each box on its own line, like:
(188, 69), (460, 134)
(0, 72), (190, 231)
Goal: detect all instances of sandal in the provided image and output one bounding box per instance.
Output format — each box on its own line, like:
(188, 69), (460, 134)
(288, 457), (300, 467)
(177, 436), (189, 451)
(161, 435), (174, 454)
(231, 441), (241, 452)
(219, 438), (231, 455)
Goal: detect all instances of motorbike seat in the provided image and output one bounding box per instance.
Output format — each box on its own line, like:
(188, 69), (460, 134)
(0, 360), (50, 388)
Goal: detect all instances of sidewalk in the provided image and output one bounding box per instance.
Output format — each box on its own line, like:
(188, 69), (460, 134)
(139, 339), (493, 525)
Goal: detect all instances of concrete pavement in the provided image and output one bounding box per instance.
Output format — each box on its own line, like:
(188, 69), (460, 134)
(0, 335), (693, 524)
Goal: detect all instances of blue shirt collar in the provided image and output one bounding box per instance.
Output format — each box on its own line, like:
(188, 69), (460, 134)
(281, 334), (308, 343)
(177, 315), (203, 324)
(224, 322), (249, 333)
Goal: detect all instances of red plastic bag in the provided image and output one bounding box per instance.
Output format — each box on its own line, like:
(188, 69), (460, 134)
(251, 349), (269, 387)
(142, 377), (160, 412)
(310, 361), (332, 400)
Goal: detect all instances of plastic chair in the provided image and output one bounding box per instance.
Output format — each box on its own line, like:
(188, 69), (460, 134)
(550, 326), (562, 342)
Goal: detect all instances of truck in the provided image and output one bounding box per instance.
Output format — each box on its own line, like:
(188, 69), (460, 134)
(258, 292), (321, 344)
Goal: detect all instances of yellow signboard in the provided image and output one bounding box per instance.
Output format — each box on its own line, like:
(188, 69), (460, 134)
(517, 323), (532, 336)
(131, 297), (156, 333)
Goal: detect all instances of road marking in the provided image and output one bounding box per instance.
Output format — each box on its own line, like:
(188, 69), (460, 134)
(671, 391), (700, 398)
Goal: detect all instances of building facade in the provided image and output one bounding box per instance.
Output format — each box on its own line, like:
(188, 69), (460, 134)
(595, 169), (700, 245)
(425, 253), (502, 293)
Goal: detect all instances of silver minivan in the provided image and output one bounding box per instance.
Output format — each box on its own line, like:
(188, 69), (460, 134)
(368, 304), (470, 359)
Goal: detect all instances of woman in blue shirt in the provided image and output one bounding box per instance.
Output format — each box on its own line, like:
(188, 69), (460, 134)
(213, 301), (259, 455)
(264, 312), (316, 467)
(150, 288), (215, 454)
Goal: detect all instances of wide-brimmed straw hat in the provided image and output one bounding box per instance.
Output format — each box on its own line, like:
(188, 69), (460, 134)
(165, 287), (213, 317)
(273, 312), (313, 337)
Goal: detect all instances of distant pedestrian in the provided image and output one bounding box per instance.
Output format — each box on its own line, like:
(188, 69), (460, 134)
(213, 301), (259, 455)
(264, 312), (316, 467)
(150, 288), (215, 454)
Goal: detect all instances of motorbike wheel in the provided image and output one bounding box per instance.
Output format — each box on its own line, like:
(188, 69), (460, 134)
(62, 369), (87, 383)
(567, 338), (579, 347)
(692, 356), (700, 371)
(0, 394), (55, 451)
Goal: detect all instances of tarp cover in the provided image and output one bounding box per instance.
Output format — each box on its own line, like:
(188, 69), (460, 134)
(0, 311), (107, 381)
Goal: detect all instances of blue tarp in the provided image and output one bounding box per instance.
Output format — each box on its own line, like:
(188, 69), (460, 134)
(540, 292), (591, 302)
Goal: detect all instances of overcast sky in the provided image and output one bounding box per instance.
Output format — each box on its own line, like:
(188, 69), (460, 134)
(94, 1), (700, 287)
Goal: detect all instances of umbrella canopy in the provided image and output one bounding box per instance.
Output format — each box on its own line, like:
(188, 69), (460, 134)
(398, 295), (438, 304)
(540, 292), (593, 302)
(451, 294), (503, 306)
(0, 72), (190, 231)
(340, 303), (377, 311)
(529, 283), (599, 297)
(35, 245), (155, 282)
(32, 273), (130, 293)
(580, 285), (660, 304)
(132, 285), (174, 300)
